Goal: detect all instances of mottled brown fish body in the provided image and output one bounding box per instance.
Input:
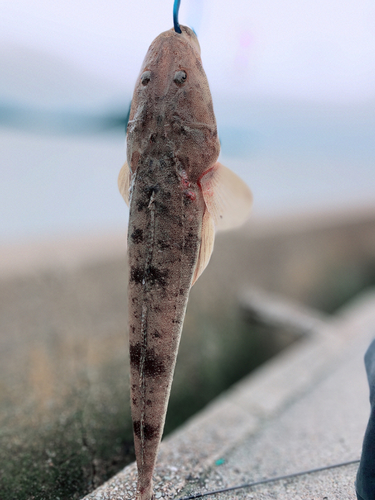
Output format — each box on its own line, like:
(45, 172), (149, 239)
(128, 157), (205, 499)
(126, 26), (220, 500)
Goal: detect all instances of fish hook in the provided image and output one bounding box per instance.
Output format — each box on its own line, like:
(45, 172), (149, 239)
(173, 0), (182, 33)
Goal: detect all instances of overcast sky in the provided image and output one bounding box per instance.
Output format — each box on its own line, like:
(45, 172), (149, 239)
(1, 0), (375, 104)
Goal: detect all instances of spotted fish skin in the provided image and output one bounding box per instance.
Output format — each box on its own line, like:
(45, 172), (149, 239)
(128, 155), (204, 499)
(125, 26), (220, 500)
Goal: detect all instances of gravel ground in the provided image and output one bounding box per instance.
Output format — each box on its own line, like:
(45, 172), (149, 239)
(199, 333), (371, 499)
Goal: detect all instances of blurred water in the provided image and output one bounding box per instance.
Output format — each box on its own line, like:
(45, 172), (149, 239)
(0, 128), (126, 242)
(1, 98), (375, 244)
(217, 98), (375, 217)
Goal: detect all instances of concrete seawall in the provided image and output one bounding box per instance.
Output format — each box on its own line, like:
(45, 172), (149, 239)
(1, 208), (375, 499)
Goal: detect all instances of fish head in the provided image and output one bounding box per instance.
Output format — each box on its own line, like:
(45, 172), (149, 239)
(127, 25), (220, 182)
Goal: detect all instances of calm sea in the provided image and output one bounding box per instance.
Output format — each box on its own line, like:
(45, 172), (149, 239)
(1, 98), (374, 244)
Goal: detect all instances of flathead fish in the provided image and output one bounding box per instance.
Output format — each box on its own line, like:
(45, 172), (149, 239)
(118, 25), (252, 500)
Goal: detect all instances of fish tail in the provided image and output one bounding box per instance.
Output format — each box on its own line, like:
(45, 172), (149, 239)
(135, 477), (154, 500)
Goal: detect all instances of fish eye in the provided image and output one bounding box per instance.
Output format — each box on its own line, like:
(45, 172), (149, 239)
(174, 70), (187, 85)
(141, 71), (151, 86)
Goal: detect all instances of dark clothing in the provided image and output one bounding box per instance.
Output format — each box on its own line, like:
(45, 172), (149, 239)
(356, 339), (375, 500)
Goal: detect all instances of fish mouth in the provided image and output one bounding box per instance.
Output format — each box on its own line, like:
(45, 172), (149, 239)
(153, 25), (201, 56)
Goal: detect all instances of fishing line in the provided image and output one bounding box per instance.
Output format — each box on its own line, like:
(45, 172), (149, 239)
(173, 0), (182, 33)
(177, 459), (360, 499)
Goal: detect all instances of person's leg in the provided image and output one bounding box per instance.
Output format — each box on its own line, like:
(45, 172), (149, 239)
(356, 338), (375, 500)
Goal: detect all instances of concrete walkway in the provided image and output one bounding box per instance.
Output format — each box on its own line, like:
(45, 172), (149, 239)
(83, 290), (375, 500)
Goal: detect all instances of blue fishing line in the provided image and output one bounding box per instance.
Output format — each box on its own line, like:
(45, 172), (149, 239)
(173, 0), (182, 33)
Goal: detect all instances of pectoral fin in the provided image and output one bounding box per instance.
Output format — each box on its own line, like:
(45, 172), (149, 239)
(192, 208), (215, 285)
(118, 161), (131, 205)
(199, 162), (253, 231)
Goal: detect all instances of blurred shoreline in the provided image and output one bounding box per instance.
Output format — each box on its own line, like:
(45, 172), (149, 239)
(0, 229), (127, 279)
(1, 203), (375, 279)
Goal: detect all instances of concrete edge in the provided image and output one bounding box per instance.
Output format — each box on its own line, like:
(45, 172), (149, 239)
(239, 286), (327, 335)
(82, 290), (375, 500)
